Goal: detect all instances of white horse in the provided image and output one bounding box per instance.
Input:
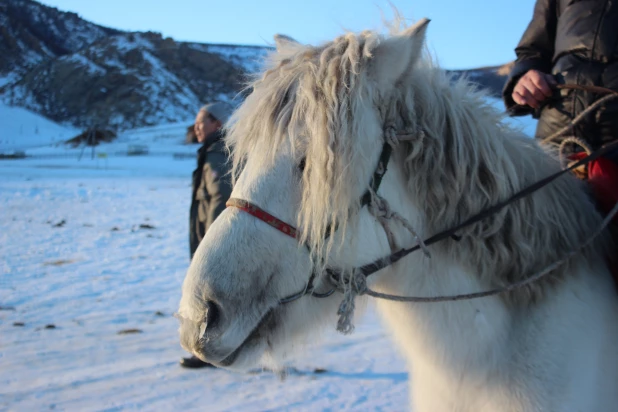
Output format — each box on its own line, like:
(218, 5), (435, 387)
(178, 19), (618, 411)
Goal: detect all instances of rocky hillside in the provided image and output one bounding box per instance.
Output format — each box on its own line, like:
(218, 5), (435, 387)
(0, 0), (271, 130)
(0, 0), (511, 131)
(447, 62), (513, 99)
(0, 0), (120, 85)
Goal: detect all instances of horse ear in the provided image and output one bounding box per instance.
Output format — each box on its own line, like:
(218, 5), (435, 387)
(274, 34), (300, 52)
(371, 18), (430, 90)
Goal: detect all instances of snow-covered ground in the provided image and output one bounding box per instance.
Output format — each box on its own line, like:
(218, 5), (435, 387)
(0, 169), (408, 411)
(0, 99), (538, 411)
(0, 140), (410, 411)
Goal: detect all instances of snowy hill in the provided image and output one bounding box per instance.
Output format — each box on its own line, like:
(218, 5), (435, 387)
(0, 101), (78, 151)
(0, 0), (537, 168)
(0, 94), (537, 158)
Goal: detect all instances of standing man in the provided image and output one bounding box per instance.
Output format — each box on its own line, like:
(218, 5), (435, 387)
(182, 102), (233, 369)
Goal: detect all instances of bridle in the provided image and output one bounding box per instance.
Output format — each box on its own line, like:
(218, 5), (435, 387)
(226, 90), (618, 307)
(226, 140), (394, 304)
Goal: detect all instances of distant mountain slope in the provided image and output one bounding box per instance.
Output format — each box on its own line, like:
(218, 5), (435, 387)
(0, 0), (511, 133)
(0, 0), (271, 130)
(447, 62), (513, 99)
(4, 31), (256, 129)
(0, 0), (119, 86)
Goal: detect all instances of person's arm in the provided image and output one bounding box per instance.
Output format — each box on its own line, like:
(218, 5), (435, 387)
(503, 0), (558, 115)
(204, 154), (233, 231)
(189, 159), (204, 259)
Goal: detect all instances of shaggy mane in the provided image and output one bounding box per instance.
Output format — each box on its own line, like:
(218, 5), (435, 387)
(226, 23), (611, 304)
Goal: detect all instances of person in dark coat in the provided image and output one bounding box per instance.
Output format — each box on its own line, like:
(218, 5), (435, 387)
(189, 102), (233, 259)
(182, 102), (233, 369)
(503, 0), (618, 158)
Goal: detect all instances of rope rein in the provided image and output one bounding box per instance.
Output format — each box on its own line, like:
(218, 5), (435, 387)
(333, 85), (618, 332)
(340, 201), (618, 303)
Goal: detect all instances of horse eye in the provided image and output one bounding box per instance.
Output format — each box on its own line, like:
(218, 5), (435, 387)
(298, 158), (306, 172)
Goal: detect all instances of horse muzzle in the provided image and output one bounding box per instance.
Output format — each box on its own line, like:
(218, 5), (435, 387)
(177, 303), (233, 364)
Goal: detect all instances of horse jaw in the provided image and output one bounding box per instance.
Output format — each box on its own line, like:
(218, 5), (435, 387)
(176, 21), (431, 370)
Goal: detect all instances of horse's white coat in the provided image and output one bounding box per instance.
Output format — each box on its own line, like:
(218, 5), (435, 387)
(179, 18), (618, 411)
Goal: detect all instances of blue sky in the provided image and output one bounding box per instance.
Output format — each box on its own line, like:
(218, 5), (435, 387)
(38, 0), (537, 69)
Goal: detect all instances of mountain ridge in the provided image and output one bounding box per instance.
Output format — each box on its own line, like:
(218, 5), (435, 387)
(0, 0), (511, 132)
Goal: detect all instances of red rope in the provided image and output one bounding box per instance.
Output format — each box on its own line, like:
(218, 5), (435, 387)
(226, 198), (298, 239)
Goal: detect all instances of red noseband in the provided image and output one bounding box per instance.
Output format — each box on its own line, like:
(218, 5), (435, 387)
(226, 198), (298, 239)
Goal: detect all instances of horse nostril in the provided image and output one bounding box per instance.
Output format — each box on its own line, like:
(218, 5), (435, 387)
(205, 301), (220, 329)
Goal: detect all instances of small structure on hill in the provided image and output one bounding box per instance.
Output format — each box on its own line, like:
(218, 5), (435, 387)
(65, 129), (117, 148)
(0, 150), (26, 159)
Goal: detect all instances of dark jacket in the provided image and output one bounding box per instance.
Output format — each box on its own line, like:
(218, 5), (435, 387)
(503, 0), (618, 150)
(189, 129), (233, 258)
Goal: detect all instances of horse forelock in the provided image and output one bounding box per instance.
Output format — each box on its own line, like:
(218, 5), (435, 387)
(227, 29), (387, 267)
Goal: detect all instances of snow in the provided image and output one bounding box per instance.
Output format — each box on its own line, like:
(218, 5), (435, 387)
(16, 38), (53, 66)
(0, 95), (537, 154)
(61, 54), (107, 75)
(0, 151), (408, 411)
(100, 55), (127, 72)
(24, 1), (110, 54)
(113, 34), (154, 53)
(139, 51), (201, 124)
(0, 74), (18, 88)
(61, 16), (110, 51)
(3, 86), (43, 116)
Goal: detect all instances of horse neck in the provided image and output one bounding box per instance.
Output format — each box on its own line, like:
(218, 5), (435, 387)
(366, 79), (617, 410)
(362, 82), (536, 386)
(391, 73), (607, 297)
(369, 150), (512, 363)
(369, 161), (529, 410)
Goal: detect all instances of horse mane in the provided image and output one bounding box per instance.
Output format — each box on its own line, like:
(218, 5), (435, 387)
(226, 23), (612, 305)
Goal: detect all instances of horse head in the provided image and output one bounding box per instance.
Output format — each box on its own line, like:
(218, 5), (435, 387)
(178, 19), (432, 371)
